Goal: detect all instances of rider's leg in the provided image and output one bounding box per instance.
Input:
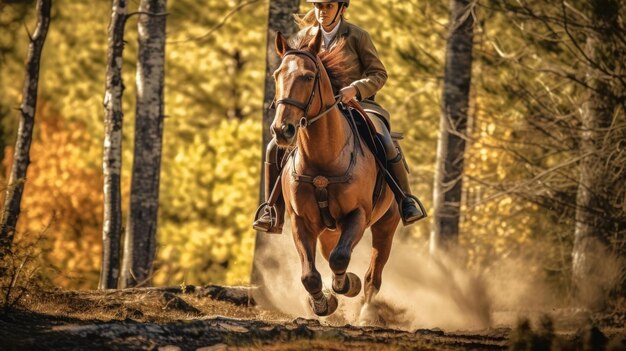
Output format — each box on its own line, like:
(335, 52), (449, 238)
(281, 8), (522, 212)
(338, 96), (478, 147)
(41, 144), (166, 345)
(252, 139), (285, 233)
(369, 115), (424, 225)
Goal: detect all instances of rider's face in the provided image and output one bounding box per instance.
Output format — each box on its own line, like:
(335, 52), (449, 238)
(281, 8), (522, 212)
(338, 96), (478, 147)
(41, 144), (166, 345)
(314, 3), (342, 29)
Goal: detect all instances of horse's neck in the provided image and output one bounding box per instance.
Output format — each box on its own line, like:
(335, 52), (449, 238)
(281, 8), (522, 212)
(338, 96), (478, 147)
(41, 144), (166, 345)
(297, 107), (351, 171)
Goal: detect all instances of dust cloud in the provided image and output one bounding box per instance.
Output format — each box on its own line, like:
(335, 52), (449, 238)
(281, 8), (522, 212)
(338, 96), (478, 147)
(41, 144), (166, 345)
(252, 226), (625, 331)
(253, 226), (491, 331)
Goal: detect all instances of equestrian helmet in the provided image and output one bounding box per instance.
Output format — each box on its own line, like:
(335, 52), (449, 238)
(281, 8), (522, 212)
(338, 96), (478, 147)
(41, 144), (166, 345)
(307, 0), (350, 7)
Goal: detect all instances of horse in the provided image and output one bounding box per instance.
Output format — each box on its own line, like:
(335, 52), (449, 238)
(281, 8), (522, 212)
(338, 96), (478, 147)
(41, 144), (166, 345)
(271, 30), (400, 323)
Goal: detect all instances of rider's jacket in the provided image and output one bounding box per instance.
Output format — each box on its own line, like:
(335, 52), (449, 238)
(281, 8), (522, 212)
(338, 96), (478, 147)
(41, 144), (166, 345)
(296, 20), (387, 101)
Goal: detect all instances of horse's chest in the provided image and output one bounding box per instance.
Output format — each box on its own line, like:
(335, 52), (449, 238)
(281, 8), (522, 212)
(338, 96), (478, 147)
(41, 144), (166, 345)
(284, 172), (358, 217)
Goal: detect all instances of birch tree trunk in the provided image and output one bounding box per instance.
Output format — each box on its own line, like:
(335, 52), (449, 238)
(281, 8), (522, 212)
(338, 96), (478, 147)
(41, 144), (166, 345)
(120, 0), (167, 288)
(0, 0), (51, 259)
(250, 0), (300, 288)
(430, 0), (474, 254)
(572, 0), (620, 310)
(100, 0), (128, 290)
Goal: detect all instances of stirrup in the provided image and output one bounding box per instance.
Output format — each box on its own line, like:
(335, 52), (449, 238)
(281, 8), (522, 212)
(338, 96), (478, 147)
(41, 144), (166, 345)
(253, 202), (282, 234)
(400, 195), (427, 226)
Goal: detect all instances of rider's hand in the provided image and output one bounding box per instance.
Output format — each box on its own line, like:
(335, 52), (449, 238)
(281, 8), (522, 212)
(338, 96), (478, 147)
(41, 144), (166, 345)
(339, 86), (358, 103)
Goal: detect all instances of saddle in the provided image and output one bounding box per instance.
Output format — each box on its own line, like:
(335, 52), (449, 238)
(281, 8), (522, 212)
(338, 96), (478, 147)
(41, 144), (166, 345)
(344, 100), (386, 166)
(345, 101), (414, 211)
(343, 100), (392, 213)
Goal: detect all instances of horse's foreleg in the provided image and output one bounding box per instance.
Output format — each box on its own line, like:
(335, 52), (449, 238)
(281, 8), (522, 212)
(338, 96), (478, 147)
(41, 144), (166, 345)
(292, 217), (337, 316)
(329, 209), (366, 298)
(359, 205), (399, 326)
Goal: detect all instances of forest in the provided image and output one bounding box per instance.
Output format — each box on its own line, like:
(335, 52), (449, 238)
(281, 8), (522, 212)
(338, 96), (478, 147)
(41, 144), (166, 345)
(0, 0), (624, 350)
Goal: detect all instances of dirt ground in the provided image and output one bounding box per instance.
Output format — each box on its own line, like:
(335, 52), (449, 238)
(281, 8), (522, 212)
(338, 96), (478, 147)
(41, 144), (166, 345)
(0, 286), (624, 350)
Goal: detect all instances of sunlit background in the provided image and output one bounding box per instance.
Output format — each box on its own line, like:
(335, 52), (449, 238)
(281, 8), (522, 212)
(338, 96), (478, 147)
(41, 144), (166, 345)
(0, 0), (623, 308)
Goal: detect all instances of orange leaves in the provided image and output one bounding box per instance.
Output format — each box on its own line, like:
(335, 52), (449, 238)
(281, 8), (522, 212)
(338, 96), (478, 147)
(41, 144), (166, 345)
(6, 103), (109, 289)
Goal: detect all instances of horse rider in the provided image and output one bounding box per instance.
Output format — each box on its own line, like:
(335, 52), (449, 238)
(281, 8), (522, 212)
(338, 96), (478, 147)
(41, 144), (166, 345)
(253, 0), (424, 233)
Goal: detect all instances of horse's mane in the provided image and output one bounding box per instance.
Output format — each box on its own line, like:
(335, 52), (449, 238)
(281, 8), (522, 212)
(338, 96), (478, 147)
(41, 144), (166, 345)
(288, 33), (353, 94)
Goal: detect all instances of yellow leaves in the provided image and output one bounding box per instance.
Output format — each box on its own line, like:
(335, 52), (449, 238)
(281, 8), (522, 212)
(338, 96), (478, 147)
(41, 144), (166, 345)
(155, 118), (261, 286)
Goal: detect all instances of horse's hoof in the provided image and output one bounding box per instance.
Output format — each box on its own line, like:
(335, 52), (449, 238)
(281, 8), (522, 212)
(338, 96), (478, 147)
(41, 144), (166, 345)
(309, 292), (338, 317)
(357, 303), (379, 326)
(344, 272), (361, 297)
(333, 272), (361, 297)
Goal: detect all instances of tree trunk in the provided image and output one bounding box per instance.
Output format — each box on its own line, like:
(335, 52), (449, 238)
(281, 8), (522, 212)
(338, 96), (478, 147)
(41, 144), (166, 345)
(120, 0), (167, 288)
(250, 0), (300, 290)
(0, 0), (51, 259)
(572, 0), (620, 310)
(430, 0), (474, 254)
(100, 0), (128, 290)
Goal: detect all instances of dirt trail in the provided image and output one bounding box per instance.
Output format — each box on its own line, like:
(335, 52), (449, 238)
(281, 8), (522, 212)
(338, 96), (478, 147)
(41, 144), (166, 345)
(0, 286), (622, 350)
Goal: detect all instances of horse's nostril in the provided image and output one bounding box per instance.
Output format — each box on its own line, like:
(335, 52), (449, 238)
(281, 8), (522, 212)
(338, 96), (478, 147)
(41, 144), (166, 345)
(282, 123), (296, 139)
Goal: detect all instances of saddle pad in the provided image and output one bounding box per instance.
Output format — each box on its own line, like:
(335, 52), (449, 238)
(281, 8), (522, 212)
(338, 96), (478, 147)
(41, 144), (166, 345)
(344, 101), (387, 169)
(360, 100), (390, 128)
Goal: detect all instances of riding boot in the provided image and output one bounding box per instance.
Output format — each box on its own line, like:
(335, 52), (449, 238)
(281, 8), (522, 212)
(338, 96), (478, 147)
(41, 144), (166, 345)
(388, 154), (426, 225)
(252, 161), (284, 234)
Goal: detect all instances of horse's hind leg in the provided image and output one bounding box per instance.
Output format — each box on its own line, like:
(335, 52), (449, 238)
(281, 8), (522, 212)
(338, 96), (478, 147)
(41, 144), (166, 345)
(329, 209), (366, 298)
(359, 205), (400, 326)
(291, 216), (337, 316)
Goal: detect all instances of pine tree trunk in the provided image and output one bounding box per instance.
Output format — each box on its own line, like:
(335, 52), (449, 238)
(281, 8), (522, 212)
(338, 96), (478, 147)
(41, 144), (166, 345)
(120, 0), (167, 288)
(572, 0), (619, 310)
(100, 0), (128, 290)
(430, 0), (474, 253)
(250, 0), (300, 288)
(0, 0), (51, 258)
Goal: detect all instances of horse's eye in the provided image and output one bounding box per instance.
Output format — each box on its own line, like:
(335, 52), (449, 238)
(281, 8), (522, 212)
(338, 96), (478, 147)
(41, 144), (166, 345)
(304, 75), (315, 81)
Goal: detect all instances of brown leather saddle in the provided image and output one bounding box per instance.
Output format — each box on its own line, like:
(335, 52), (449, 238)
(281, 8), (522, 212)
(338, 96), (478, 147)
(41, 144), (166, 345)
(344, 101), (414, 209)
(343, 101), (389, 209)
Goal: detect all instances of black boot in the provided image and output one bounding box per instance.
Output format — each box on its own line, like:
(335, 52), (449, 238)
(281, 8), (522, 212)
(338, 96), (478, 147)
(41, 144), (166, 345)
(388, 156), (425, 225)
(252, 161), (284, 234)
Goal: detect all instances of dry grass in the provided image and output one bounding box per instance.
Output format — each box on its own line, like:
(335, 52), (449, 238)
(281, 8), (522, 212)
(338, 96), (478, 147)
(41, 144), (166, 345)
(17, 287), (290, 324)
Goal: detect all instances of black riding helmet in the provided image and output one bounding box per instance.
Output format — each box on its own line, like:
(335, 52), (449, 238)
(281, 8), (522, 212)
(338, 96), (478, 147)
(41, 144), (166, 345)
(307, 0), (349, 27)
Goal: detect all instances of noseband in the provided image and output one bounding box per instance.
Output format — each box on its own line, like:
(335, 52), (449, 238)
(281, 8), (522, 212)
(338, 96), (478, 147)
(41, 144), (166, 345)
(275, 49), (341, 128)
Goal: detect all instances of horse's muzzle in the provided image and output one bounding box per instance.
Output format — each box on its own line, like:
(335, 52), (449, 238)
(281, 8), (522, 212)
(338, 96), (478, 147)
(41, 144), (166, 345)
(273, 122), (297, 145)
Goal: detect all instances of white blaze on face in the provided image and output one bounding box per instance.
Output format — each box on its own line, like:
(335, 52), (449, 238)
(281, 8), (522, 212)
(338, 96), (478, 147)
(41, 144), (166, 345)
(287, 59), (299, 75)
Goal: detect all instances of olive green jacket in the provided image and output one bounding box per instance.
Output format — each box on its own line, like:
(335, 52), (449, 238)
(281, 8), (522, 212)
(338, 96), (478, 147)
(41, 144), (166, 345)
(297, 20), (387, 100)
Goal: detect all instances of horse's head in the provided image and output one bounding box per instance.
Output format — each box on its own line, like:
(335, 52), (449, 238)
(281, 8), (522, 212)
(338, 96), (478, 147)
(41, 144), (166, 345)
(271, 31), (324, 147)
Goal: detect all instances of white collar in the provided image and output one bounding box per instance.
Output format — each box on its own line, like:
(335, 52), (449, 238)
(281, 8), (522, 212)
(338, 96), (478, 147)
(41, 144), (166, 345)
(320, 20), (342, 47)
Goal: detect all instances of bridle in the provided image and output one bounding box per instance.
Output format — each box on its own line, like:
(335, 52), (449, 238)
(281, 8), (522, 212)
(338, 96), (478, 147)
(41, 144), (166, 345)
(271, 50), (362, 231)
(274, 49), (341, 129)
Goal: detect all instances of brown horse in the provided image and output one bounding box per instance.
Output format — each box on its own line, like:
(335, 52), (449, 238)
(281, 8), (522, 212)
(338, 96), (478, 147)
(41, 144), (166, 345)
(271, 30), (400, 323)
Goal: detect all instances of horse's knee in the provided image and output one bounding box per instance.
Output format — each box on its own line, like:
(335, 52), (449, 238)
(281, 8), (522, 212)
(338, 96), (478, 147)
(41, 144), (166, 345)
(329, 248), (351, 274)
(301, 271), (322, 294)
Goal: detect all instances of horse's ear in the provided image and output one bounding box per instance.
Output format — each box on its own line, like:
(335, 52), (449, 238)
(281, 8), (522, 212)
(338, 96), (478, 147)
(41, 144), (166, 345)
(308, 28), (322, 55)
(275, 32), (290, 58)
